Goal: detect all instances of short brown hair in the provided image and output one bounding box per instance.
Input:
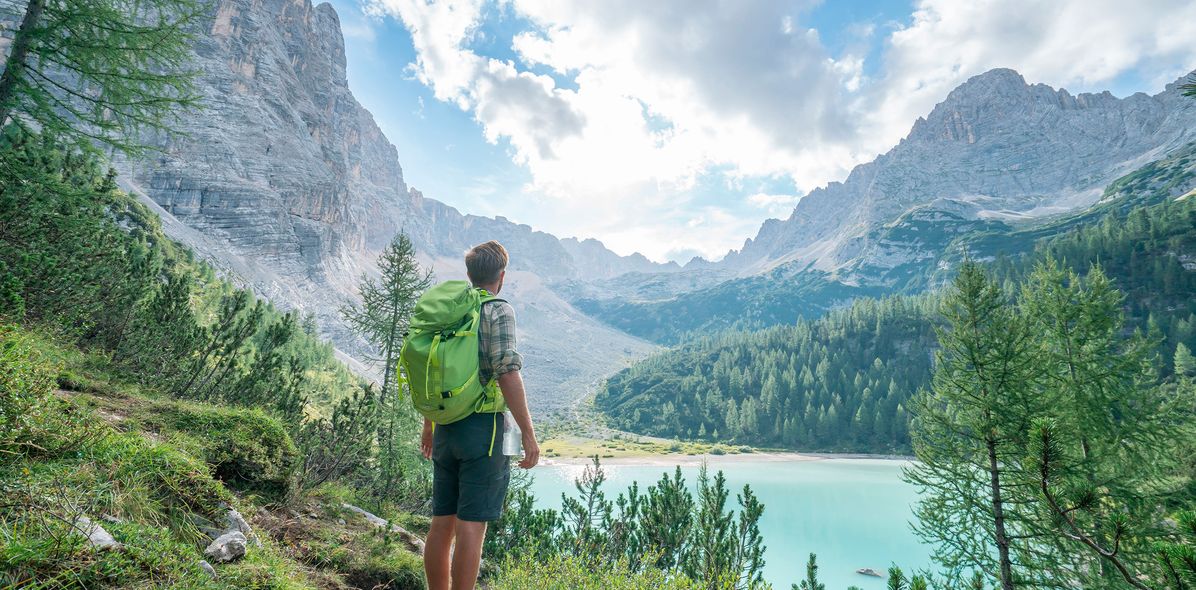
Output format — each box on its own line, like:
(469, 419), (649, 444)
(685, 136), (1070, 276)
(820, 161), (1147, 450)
(465, 240), (508, 286)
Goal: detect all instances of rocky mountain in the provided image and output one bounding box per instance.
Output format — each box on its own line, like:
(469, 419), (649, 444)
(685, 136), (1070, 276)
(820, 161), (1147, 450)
(574, 69), (1196, 343)
(719, 68), (1196, 283)
(113, 0), (662, 412)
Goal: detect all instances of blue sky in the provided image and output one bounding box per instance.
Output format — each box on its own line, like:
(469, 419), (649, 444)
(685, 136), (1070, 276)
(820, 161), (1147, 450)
(328, 0), (1195, 263)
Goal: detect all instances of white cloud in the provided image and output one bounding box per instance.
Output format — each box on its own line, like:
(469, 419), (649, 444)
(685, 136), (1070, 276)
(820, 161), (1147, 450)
(362, 0), (1196, 262)
(868, 0), (1196, 149)
(747, 192), (800, 218)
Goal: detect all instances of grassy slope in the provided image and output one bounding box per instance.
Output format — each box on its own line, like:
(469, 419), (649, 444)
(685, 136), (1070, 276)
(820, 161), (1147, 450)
(1, 327), (425, 590)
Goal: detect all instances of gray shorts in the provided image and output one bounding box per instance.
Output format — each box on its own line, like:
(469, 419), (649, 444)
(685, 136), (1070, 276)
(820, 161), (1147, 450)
(431, 412), (511, 522)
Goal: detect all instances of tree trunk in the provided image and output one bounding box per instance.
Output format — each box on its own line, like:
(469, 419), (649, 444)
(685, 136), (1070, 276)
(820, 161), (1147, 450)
(987, 434), (1015, 590)
(0, 0), (45, 125)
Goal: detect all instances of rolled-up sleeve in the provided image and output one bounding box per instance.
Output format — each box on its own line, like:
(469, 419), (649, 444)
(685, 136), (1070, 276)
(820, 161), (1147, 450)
(480, 301), (522, 381)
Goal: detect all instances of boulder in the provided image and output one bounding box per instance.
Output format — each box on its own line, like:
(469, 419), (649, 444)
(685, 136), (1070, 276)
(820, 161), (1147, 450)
(204, 531), (248, 563)
(223, 507), (261, 547)
(342, 503), (425, 555)
(199, 560), (218, 579)
(73, 516), (122, 551)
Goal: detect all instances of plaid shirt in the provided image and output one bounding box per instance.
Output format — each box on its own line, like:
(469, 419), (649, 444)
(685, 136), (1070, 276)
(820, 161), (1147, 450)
(479, 299), (522, 384)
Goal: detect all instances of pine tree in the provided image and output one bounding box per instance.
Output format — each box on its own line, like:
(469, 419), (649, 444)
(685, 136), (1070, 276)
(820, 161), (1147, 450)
(886, 566), (907, 590)
(1020, 260), (1173, 587)
(729, 485), (766, 590)
(0, 0), (200, 154)
(639, 467), (694, 571)
(560, 458), (613, 555)
(341, 232), (431, 500)
(684, 467), (735, 587)
(904, 263), (1042, 590)
(1177, 342), (1196, 378)
(1157, 511), (1196, 586)
(793, 553), (824, 590)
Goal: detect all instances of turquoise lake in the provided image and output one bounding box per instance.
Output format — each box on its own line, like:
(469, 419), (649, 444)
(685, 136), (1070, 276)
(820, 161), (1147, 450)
(527, 458), (934, 589)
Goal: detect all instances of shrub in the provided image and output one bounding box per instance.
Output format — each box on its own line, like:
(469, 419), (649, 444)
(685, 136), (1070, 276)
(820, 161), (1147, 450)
(149, 402), (299, 501)
(495, 554), (699, 590)
(0, 326), (95, 461)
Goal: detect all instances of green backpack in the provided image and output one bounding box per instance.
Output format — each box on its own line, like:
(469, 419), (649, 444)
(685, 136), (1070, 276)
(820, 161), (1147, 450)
(398, 280), (507, 425)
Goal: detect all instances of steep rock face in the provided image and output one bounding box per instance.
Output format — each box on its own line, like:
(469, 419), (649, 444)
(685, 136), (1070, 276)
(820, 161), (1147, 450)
(722, 69), (1196, 281)
(120, 0), (666, 286)
(113, 0), (662, 410)
(121, 0), (406, 297)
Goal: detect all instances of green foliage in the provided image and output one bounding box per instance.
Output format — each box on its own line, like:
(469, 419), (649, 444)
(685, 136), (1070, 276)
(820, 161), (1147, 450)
(597, 148), (1196, 457)
(0, 0), (201, 155)
(908, 261), (1192, 589)
(0, 126), (430, 584)
(793, 553), (824, 590)
(147, 402), (299, 502)
(488, 458), (768, 589)
(597, 295), (936, 452)
(0, 124), (366, 483)
(1157, 511), (1196, 587)
(296, 386), (381, 492)
(341, 232), (432, 506)
(904, 263), (1044, 590)
(0, 324), (60, 457)
(1018, 261), (1177, 588)
(494, 553), (700, 590)
(1177, 342), (1196, 379)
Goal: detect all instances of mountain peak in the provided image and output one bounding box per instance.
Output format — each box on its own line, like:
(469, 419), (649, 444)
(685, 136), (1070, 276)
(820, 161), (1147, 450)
(955, 68), (1028, 92)
(724, 67), (1196, 276)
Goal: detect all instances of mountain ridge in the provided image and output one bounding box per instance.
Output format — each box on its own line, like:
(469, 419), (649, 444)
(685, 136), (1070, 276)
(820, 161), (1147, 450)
(109, 0), (660, 410)
(717, 67), (1196, 279)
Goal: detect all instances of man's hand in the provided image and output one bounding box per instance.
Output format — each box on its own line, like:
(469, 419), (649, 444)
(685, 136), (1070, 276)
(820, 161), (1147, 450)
(518, 432), (540, 469)
(420, 419), (434, 460)
(497, 370), (539, 469)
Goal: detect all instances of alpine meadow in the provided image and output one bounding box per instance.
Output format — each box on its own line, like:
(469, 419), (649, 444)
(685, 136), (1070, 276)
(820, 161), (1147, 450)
(3, 1), (1196, 590)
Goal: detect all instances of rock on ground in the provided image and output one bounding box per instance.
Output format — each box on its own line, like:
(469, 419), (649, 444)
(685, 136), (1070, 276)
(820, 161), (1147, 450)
(342, 503), (425, 555)
(204, 531), (248, 563)
(73, 516), (122, 551)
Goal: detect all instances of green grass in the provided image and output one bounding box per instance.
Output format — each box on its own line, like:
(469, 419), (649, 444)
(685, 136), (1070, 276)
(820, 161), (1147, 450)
(1, 324), (426, 589)
(539, 435), (749, 459)
(494, 554), (700, 589)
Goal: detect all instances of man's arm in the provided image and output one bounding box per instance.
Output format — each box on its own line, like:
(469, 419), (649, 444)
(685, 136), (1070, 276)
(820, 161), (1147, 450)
(420, 417), (433, 459)
(498, 370), (539, 469)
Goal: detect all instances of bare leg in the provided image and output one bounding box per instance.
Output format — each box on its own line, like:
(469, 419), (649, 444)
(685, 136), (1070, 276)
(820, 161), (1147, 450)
(425, 515), (457, 590)
(450, 520), (488, 590)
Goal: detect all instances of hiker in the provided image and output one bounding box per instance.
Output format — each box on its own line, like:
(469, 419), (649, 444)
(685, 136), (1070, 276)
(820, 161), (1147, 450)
(402, 240), (540, 590)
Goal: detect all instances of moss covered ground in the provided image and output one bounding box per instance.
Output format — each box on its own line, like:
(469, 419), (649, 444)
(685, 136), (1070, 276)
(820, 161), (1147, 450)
(1, 327), (425, 590)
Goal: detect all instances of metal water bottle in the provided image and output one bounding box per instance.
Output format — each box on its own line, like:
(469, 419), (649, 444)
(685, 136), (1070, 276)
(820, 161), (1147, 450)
(501, 411), (522, 457)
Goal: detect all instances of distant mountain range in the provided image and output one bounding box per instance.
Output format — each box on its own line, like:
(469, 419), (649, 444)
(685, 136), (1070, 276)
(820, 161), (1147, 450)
(722, 67), (1196, 279)
(578, 68), (1196, 342)
(105, 0), (1196, 410)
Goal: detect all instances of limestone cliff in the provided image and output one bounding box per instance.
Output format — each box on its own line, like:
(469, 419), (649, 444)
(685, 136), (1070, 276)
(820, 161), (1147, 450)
(720, 68), (1196, 282)
(114, 0), (660, 412)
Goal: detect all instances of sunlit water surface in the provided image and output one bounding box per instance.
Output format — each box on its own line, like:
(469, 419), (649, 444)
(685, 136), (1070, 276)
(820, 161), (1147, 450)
(527, 458), (935, 589)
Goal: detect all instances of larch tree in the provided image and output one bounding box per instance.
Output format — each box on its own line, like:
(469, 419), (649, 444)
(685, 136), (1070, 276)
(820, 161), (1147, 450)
(341, 231), (431, 501)
(0, 0), (201, 154)
(904, 262), (1044, 590)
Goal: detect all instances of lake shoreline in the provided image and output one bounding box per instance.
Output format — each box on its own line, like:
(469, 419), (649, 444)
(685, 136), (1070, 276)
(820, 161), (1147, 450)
(542, 451), (914, 467)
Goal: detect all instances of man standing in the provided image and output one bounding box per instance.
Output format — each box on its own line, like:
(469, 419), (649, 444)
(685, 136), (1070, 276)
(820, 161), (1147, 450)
(420, 240), (540, 590)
